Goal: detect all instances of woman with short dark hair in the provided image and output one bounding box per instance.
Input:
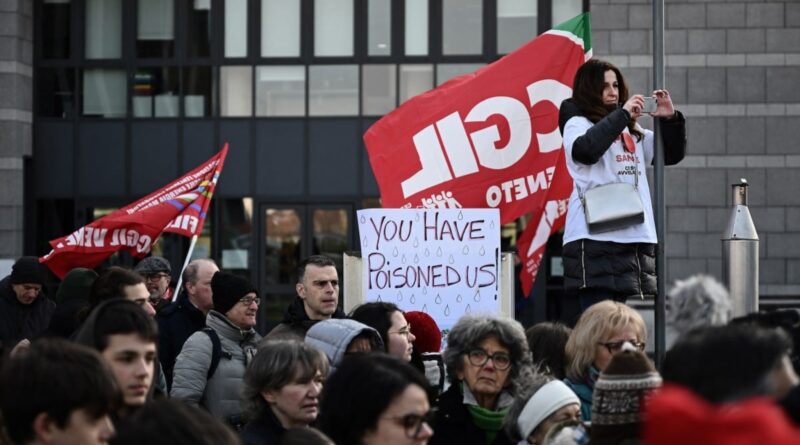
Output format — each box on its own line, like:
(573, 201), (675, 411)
(350, 302), (416, 362)
(240, 340), (329, 445)
(318, 353), (434, 445)
(429, 315), (535, 445)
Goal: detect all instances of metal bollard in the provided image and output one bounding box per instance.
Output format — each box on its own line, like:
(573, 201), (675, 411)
(721, 179), (759, 317)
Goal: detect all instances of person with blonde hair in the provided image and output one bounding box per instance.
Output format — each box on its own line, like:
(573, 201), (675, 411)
(563, 301), (646, 421)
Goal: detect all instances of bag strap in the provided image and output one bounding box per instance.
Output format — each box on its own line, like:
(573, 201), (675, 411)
(201, 327), (223, 380)
(576, 127), (639, 201)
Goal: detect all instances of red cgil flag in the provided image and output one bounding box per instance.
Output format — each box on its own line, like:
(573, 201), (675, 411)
(364, 14), (592, 296)
(40, 144), (229, 279)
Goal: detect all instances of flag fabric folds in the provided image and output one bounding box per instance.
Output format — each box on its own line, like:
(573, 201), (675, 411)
(40, 144), (229, 279)
(364, 14), (592, 295)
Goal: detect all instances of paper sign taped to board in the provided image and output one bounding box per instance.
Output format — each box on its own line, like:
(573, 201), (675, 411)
(357, 208), (501, 332)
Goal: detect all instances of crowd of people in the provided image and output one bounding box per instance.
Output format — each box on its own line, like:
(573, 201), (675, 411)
(2, 252), (800, 445)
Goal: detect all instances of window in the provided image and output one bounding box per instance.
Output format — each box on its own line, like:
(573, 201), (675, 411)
(497, 0), (537, 54)
(256, 66), (306, 117)
(405, 0), (428, 56)
(183, 67), (214, 117)
(82, 69), (127, 117)
(362, 64), (396, 116)
(225, 0), (248, 57)
(132, 68), (180, 118)
(368, 0), (391, 56)
(314, 0), (354, 57)
(137, 0), (175, 58)
(399, 64), (433, 104)
(37, 68), (75, 118)
(220, 66), (252, 116)
(436, 63), (484, 86)
(309, 65), (358, 116)
(41, 0), (71, 59)
(85, 0), (122, 59)
(220, 198), (253, 272)
(442, 0), (482, 55)
(187, 0), (212, 57)
(552, 0), (583, 27)
(261, 0), (301, 57)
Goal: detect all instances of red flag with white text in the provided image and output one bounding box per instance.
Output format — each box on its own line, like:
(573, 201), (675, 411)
(40, 144), (229, 279)
(364, 14), (592, 295)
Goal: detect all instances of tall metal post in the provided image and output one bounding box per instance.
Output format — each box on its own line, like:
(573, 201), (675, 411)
(652, 0), (666, 366)
(722, 180), (759, 317)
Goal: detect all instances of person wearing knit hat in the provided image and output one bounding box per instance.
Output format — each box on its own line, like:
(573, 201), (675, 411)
(171, 271), (262, 427)
(505, 376), (582, 445)
(0, 256), (56, 351)
(588, 343), (662, 445)
(405, 310), (448, 395)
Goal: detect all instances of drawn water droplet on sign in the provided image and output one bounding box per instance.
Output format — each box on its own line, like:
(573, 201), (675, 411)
(413, 237), (419, 248)
(414, 254), (420, 264)
(457, 211), (464, 220)
(421, 287), (427, 295)
(361, 235), (368, 247)
(377, 294), (383, 302)
(494, 294), (498, 301)
(397, 291), (403, 302)
(436, 247), (443, 257)
(392, 247), (399, 257)
(401, 254), (407, 264)
(435, 294), (442, 304)
(415, 213), (421, 222)
(444, 305), (451, 316)
(422, 304), (429, 313)
(462, 245), (469, 255)
(479, 246), (486, 256)
(456, 294), (463, 302)
(489, 220), (495, 229)
(465, 304), (472, 314)
(474, 289), (481, 302)
(410, 294), (416, 304)
(359, 215), (366, 224)
(448, 254), (455, 264)
(424, 248), (431, 257)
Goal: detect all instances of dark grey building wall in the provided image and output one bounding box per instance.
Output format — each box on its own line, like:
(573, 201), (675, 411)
(0, 0), (32, 260)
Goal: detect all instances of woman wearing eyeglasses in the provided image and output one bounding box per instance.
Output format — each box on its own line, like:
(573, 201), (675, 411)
(350, 302), (417, 362)
(564, 300), (647, 421)
(429, 315), (535, 445)
(240, 340), (329, 445)
(318, 353), (435, 445)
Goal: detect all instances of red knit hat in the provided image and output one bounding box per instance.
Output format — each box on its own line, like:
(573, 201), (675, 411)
(644, 384), (800, 445)
(405, 311), (442, 353)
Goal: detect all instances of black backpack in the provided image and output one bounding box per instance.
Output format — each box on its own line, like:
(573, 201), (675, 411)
(200, 327), (232, 379)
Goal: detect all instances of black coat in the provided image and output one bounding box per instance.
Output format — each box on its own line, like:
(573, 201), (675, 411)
(156, 294), (207, 389)
(562, 239), (657, 299)
(264, 297), (346, 341)
(0, 276), (56, 352)
(429, 384), (514, 445)
(240, 408), (286, 445)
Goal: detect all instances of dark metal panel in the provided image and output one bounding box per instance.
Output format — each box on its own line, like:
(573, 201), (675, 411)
(77, 122), (126, 196)
(308, 119), (359, 196)
(130, 122), (179, 196)
(255, 120), (306, 196)
(182, 121), (216, 171)
(218, 120), (252, 196)
(34, 122), (74, 198)
(361, 118), (379, 196)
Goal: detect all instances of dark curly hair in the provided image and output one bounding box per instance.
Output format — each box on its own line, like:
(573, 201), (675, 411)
(572, 59), (643, 141)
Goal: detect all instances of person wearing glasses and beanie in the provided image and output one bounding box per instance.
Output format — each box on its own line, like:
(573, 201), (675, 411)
(318, 353), (435, 445)
(429, 315), (536, 445)
(564, 300), (647, 421)
(171, 271), (262, 429)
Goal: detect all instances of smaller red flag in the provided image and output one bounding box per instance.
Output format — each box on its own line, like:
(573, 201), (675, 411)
(40, 144), (229, 279)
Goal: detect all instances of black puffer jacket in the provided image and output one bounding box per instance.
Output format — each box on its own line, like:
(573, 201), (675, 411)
(0, 276), (56, 351)
(563, 239), (657, 299)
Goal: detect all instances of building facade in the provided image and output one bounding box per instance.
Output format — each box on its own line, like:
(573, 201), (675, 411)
(2, 0), (799, 328)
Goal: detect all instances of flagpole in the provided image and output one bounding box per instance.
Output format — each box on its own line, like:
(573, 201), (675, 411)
(653, 0), (666, 367)
(172, 234), (198, 302)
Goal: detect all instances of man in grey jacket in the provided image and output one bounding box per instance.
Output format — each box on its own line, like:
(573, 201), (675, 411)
(170, 271), (261, 429)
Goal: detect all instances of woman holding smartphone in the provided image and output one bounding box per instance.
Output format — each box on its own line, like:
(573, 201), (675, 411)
(558, 59), (687, 310)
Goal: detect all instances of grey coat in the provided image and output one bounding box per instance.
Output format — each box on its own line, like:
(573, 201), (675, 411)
(304, 318), (383, 373)
(170, 310), (261, 423)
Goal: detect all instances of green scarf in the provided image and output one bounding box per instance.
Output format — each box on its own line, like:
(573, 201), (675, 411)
(465, 403), (509, 444)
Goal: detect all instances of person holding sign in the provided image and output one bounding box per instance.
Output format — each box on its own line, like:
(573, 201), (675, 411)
(559, 59), (686, 309)
(429, 315), (535, 445)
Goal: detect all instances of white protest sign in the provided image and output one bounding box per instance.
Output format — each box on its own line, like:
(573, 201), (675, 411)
(357, 208), (501, 332)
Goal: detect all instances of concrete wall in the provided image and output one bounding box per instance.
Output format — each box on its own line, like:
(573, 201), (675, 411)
(0, 0), (31, 261)
(591, 0), (800, 296)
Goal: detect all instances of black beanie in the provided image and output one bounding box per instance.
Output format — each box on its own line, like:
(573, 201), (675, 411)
(10, 256), (47, 286)
(211, 271), (257, 315)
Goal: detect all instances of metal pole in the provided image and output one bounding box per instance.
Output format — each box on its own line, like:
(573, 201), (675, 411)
(652, 0), (666, 367)
(722, 180), (759, 317)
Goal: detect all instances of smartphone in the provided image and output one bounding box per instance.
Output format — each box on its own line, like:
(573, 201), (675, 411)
(642, 96), (657, 113)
